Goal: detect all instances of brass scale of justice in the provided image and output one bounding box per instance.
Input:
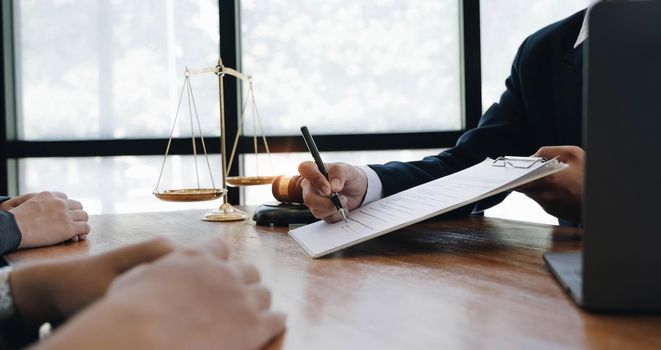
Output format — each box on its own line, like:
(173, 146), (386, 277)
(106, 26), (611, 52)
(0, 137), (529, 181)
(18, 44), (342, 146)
(153, 59), (275, 221)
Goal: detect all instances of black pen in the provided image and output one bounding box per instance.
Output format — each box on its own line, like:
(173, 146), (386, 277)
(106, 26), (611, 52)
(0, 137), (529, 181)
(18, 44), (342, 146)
(300, 126), (348, 223)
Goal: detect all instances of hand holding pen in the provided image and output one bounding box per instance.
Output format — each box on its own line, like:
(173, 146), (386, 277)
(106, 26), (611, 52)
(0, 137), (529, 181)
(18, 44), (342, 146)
(300, 126), (348, 222)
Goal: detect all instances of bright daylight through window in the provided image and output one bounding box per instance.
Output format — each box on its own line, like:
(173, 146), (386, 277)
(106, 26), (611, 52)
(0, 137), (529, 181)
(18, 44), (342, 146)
(12, 0), (593, 220)
(239, 0), (461, 135)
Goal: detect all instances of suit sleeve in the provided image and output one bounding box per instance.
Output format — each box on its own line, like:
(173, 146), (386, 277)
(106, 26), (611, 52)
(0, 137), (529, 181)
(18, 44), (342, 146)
(0, 197), (21, 255)
(368, 38), (537, 202)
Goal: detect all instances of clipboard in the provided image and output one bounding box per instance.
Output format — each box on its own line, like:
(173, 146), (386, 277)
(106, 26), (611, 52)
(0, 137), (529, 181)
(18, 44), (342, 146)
(492, 156), (558, 169)
(289, 156), (567, 258)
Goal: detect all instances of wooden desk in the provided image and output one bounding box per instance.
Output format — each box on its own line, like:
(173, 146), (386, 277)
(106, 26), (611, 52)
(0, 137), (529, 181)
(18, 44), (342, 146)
(5, 209), (661, 349)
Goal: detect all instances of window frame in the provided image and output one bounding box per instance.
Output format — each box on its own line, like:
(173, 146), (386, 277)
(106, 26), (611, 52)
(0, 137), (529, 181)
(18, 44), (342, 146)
(0, 0), (482, 204)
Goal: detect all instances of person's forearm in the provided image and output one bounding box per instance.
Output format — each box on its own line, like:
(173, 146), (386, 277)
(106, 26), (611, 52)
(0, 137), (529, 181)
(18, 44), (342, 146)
(10, 264), (63, 330)
(32, 299), (168, 350)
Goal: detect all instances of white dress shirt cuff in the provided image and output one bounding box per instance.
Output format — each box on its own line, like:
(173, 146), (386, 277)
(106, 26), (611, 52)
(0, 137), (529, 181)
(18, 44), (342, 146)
(357, 165), (383, 206)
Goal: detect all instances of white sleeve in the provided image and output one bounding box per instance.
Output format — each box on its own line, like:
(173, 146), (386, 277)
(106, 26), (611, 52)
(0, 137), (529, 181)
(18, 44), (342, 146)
(357, 165), (383, 206)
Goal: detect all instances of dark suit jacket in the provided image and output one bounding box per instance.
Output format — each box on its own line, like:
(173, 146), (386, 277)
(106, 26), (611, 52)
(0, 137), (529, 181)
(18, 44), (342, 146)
(369, 9), (586, 216)
(0, 196), (20, 255)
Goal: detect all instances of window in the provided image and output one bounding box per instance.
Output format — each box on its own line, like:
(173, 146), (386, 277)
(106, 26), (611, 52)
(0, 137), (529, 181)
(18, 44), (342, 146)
(238, 0), (462, 204)
(7, 0), (226, 214)
(20, 155), (222, 214)
(2, 1), (589, 222)
(4, 0), (464, 213)
(19, 150), (441, 213)
(239, 0), (462, 135)
(480, 0), (591, 111)
(15, 0), (221, 140)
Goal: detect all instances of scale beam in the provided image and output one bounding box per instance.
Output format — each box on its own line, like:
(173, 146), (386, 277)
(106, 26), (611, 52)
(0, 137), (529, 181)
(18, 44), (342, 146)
(185, 65), (252, 82)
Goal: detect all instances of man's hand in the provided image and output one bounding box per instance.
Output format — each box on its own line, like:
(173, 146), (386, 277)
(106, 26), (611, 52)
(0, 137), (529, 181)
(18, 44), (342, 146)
(515, 146), (585, 223)
(298, 161), (368, 223)
(8, 191), (90, 249)
(37, 239), (286, 350)
(10, 238), (178, 329)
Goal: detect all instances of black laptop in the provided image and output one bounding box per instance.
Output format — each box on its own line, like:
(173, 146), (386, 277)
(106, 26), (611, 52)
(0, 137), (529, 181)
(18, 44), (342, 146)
(544, 1), (661, 311)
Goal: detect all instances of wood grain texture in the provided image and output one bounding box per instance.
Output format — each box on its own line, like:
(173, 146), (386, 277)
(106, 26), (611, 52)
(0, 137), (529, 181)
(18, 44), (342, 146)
(5, 209), (661, 350)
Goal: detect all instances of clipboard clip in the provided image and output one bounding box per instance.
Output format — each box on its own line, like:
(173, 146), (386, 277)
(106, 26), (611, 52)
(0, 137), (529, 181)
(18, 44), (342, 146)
(492, 156), (551, 169)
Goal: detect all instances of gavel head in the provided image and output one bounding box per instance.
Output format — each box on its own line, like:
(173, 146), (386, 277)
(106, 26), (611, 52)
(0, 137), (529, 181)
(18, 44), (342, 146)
(271, 175), (304, 205)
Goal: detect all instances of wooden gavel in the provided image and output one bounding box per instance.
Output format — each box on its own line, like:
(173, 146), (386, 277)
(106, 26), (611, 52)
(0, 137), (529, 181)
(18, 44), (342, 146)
(271, 175), (305, 204)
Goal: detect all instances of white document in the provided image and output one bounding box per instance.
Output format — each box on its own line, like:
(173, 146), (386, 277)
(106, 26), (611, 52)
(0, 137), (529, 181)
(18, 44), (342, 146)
(289, 157), (567, 258)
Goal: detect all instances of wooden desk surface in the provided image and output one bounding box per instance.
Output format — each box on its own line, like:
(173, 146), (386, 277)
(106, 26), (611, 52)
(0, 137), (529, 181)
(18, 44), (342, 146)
(5, 209), (661, 349)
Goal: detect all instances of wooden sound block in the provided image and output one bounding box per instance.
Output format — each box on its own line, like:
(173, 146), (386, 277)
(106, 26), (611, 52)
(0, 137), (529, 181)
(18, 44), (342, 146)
(253, 202), (319, 227)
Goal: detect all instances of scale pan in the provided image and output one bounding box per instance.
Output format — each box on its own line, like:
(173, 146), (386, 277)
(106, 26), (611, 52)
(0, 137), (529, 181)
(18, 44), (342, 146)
(226, 176), (276, 187)
(153, 188), (226, 202)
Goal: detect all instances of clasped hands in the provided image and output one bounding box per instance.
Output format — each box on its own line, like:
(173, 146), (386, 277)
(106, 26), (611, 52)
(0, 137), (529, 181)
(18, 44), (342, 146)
(1, 191), (91, 248)
(297, 145), (584, 224)
(13, 237), (286, 350)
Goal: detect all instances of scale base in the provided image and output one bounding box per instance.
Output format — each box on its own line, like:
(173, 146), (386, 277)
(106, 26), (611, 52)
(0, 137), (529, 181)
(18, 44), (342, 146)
(202, 202), (248, 222)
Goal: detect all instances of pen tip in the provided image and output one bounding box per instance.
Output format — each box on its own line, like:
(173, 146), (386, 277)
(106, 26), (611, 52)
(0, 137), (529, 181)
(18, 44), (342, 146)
(339, 208), (347, 223)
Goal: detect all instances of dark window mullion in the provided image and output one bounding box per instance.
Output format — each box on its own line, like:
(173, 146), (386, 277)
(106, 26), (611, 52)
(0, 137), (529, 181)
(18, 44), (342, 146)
(220, 0), (241, 203)
(4, 131), (463, 158)
(1, 0), (18, 195)
(461, 0), (482, 130)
